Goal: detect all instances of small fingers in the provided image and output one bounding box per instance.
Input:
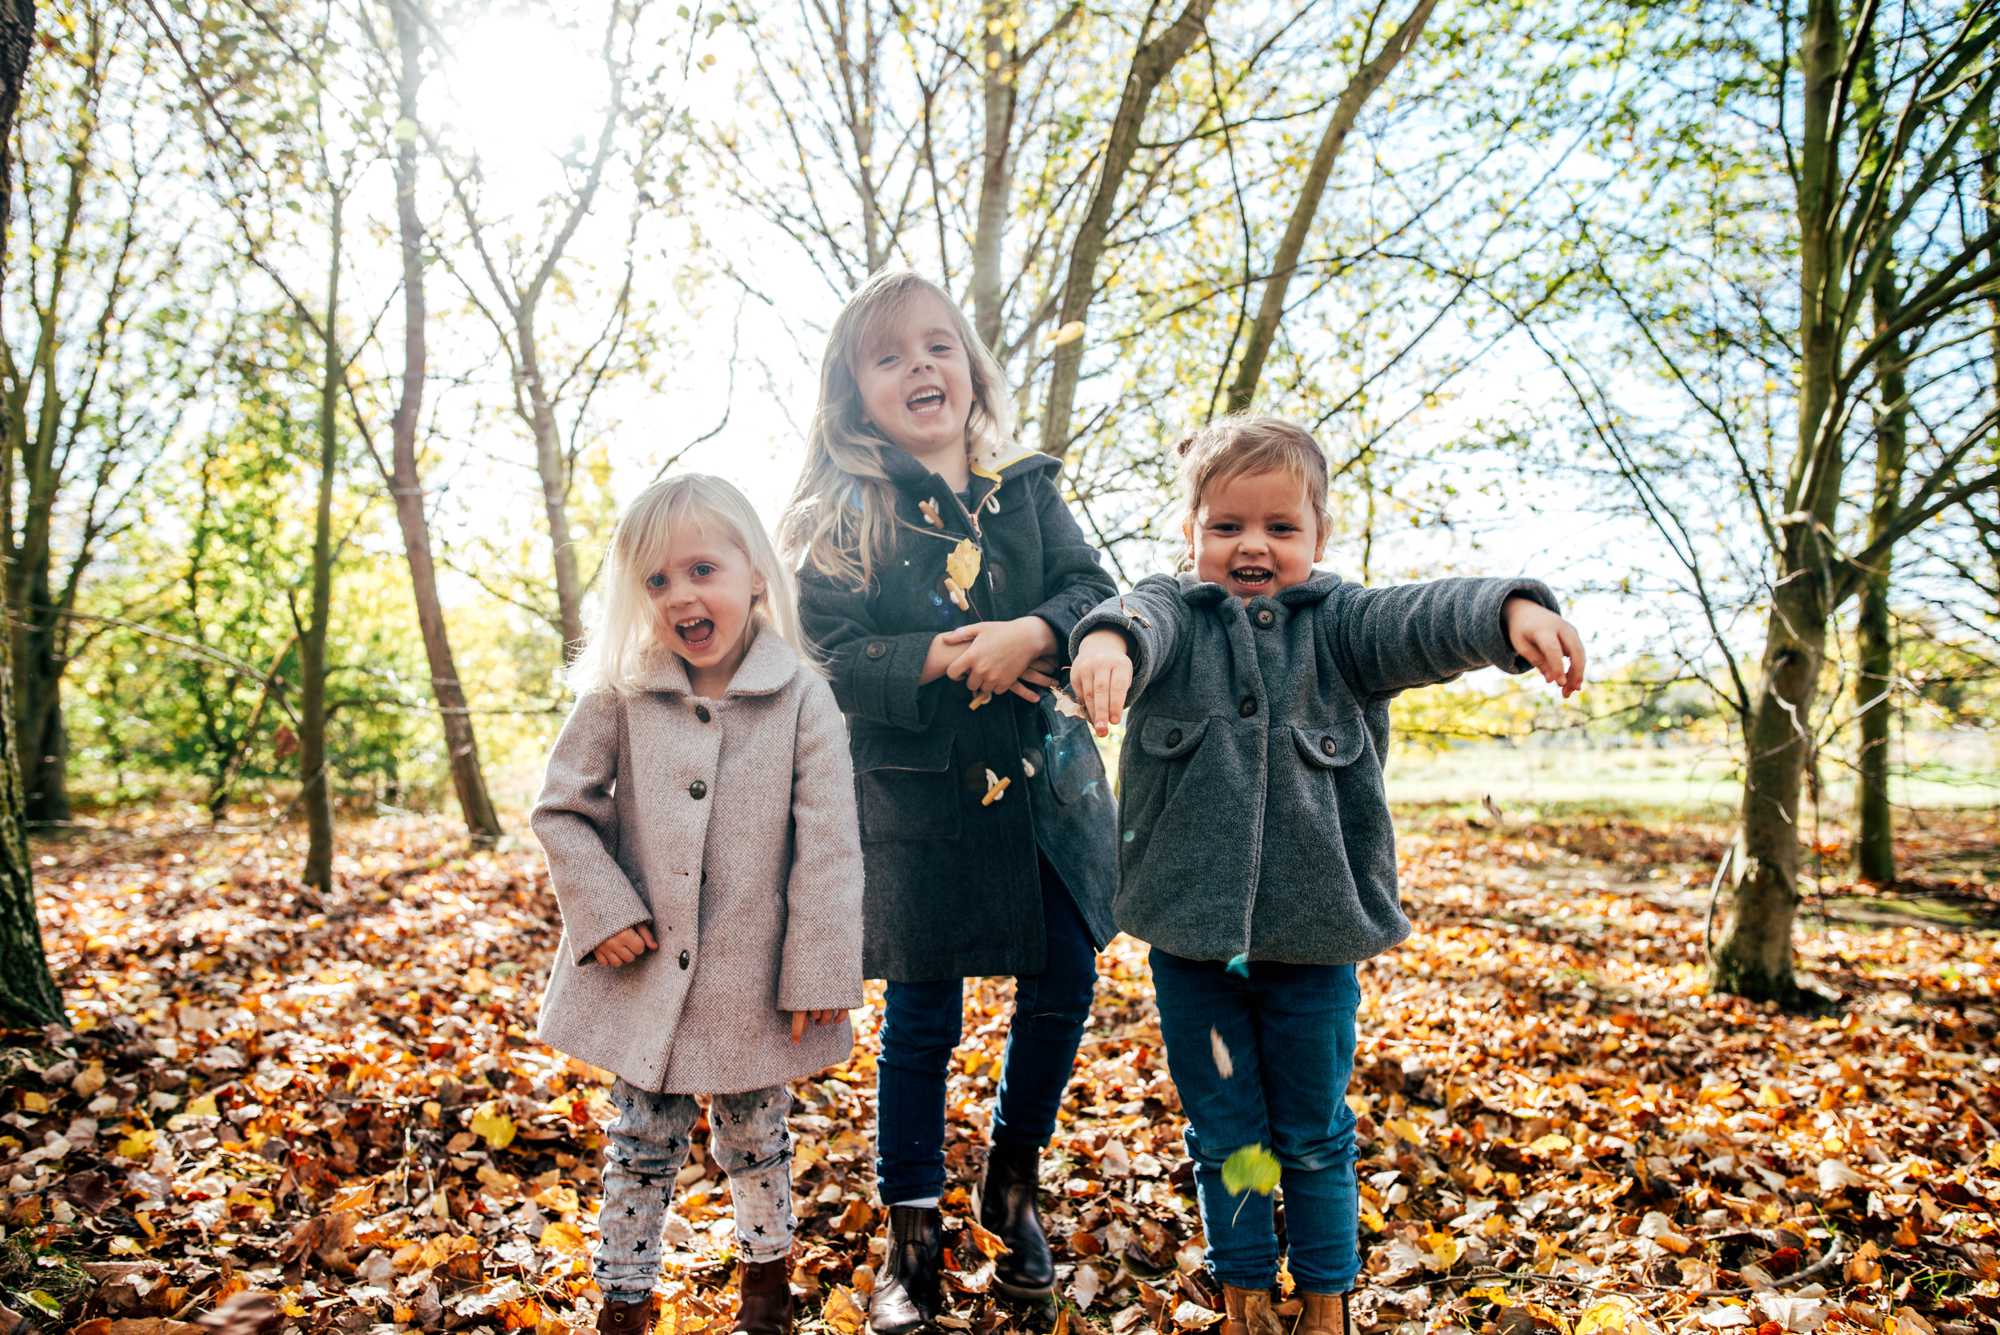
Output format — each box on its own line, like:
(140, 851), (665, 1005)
(1007, 680), (1041, 703)
(638, 925), (658, 951)
(1558, 623), (1587, 695)
(1020, 668), (1058, 689)
(790, 1012), (806, 1044)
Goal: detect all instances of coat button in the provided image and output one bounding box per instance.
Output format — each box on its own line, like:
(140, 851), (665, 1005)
(694, 704), (711, 723)
(1239, 697), (1258, 718)
(865, 641), (888, 659)
(689, 780), (708, 799)
(1320, 736), (1337, 757)
(1165, 728), (1183, 747)
(678, 950), (691, 970)
(1255, 608), (1274, 627)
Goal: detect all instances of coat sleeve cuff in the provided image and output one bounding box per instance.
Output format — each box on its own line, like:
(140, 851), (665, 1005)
(1072, 599), (1157, 699)
(1479, 578), (1560, 674)
(851, 630), (943, 731)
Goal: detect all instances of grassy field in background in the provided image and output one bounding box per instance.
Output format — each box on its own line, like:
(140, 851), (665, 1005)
(1383, 731), (2000, 818)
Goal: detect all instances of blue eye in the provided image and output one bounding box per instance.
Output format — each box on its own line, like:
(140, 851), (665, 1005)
(645, 572), (667, 590)
(692, 563), (716, 578)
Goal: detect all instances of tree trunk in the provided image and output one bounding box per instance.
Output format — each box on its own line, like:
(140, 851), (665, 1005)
(1223, 0), (1438, 414)
(1711, 0), (1842, 1003)
(0, 0), (62, 1028)
(388, 0), (501, 844)
(300, 192), (343, 897)
(519, 318), (586, 655)
(15, 633), (67, 823)
(1855, 262), (1906, 884)
(1038, 0), (1213, 458)
(971, 1), (1016, 355)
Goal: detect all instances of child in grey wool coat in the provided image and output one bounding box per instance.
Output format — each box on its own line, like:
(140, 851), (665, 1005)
(533, 474), (864, 1335)
(1067, 417), (1586, 1335)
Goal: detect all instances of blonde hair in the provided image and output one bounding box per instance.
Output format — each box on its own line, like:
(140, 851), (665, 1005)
(779, 270), (1014, 588)
(568, 473), (801, 695)
(1175, 415), (1332, 538)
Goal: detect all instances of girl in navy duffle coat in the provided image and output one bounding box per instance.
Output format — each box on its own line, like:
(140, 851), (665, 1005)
(779, 270), (1118, 1332)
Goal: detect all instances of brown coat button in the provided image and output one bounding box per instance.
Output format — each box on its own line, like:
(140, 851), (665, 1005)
(689, 780), (708, 799)
(865, 641), (888, 659)
(1255, 608), (1274, 627)
(1239, 697), (1258, 717)
(1320, 736), (1337, 757)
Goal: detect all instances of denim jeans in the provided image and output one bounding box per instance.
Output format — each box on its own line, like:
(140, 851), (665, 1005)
(874, 857), (1100, 1204)
(1150, 948), (1361, 1295)
(594, 1081), (796, 1303)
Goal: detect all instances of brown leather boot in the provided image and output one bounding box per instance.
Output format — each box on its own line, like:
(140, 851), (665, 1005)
(1219, 1284), (1283, 1335)
(1294, 1291), (1350, 1335)
(596, 1296), (657, 1335)
(732, 1255), (794, 1335)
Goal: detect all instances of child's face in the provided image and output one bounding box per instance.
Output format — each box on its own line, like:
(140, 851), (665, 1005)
(854, 293), (978, 469)
(1185, 468), (1326, 599)
(646, 523), (765, 686)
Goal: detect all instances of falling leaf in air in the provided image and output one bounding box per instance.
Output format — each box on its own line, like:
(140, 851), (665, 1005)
(1210, 1027), (1234, 1079)
(982, 769), (1011, 806)
(1220, 1144), (1281, 1195)
(1048, 320), (1086, 348)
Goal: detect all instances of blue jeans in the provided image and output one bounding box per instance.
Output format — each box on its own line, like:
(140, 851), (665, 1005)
(875, 857), (1100, 1204)
(1151, 948), (1361, 1295)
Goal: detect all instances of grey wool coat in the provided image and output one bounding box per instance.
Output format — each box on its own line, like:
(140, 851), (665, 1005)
(531, 626), (865, 1094)
(1071, 570), (1557, 967)
(797, 448), (1119, 981)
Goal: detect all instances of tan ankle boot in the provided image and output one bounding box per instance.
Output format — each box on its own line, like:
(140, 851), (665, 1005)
(1294, 1291), (1350, 1335)
(1220, 1285), (1283, 1335)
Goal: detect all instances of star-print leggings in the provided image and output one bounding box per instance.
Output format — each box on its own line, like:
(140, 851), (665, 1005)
(594, 1079), (796, 1304)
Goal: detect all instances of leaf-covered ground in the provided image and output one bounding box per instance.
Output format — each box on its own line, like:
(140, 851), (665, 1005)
(3, 806), (1996, 1335)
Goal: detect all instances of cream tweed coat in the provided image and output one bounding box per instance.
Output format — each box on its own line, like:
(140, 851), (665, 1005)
(531, 626), (865, 1093)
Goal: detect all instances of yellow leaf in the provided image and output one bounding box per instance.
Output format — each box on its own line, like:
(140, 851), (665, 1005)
(72, 1063), (105, 1096)
(186, 1093), (219, 1118)
(822, 1286), (866, 1335)
(471, 1102), (517, 1151)
(1528, 1132), (1572, 1154)
(540, 1221), (589, 1255)
(1576, 1297), (1639, 1334)
(1048, 320), (1085, 348)
(117, 1128), (158, 1159)
(1387, 1118), (1423, 1146)
(109, 1237), (147, 1255)
(946, 538), (981, 590)
(21, 1091), (48, 1112)
(1424, 1230), (1460, 1269)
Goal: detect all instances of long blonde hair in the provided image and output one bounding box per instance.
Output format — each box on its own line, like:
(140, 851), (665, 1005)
(569, 473), (801, 695)
(779, 270), (1014, 588)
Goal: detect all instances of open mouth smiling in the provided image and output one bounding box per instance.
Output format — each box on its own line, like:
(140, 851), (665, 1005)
(906, 388), (947, 415)
(676, 617), (716, 649)
(1230, 567), (1273, 588)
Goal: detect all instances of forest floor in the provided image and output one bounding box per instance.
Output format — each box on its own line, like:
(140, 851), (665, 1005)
(2, 804), (1996, 1335)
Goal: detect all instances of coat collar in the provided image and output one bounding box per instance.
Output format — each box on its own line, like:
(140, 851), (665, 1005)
(879, 445), (1057, 519)
(1176, 568), (1343, 609)
(631, 622), (800, 697)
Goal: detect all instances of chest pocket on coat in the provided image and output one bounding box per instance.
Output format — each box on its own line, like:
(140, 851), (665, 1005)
(854, 728), (960, 841)
(1293, 711), (1366, 770)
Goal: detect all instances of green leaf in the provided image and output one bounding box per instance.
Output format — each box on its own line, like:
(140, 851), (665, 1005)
(26, 1291), (61, 1317)
(1221, 1144), (1281, 1196)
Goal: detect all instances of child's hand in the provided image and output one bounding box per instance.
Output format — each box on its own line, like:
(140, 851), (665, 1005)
(1504, 597), (1586, 697)
(593, 924), (658, 967)
(788, 1008), (845, 1043)
(945, 617), (1058, 701)
(920, 627), (978, 684)
(1071, 629), (1135, 735)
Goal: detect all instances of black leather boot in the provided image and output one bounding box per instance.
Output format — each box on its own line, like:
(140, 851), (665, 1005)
(867, 1205), (942, 1334)
(979, 1142), (1054, 1299)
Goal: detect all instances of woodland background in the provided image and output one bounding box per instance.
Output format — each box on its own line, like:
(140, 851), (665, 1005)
(0, 1), (1996, 1333)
